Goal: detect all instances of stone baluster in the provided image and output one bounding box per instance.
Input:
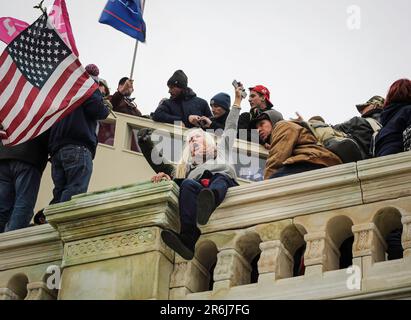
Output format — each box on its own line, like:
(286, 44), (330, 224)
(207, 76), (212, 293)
(169, 257), (210, 299)
(352, 223), (386, 268)
(25, 282), (57, 300)
(304, 231), (339, 274)
(212, 248), (251, 292)
(257, 240), (293, 282)
(0, 288), (19, 300)
(402, 215), (411, 259)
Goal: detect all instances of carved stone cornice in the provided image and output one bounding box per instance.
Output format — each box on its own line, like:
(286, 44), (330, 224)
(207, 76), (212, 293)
(62, 226), (173, 267)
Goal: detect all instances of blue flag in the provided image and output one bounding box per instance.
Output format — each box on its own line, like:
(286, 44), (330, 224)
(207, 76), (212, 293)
(99, 0), (146, 42)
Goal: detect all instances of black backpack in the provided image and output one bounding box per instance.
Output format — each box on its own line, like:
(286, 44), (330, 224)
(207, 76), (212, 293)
(299, 121), (364, 163)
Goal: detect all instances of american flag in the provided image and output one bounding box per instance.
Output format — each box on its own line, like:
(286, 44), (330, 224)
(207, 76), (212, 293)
(0, 13), (97, 146)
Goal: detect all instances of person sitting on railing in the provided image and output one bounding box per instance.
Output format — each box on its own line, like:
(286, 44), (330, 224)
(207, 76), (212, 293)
(197, 92), (231, 132)
(375, 79), (411, 157)
(150, 84), (245, 260)
(110, 77), (143, 117)
(252, 110), (342, 179)
(152, 70), (212, 128)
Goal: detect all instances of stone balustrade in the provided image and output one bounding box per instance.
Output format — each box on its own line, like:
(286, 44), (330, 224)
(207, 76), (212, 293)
(1, 152), (411, 299)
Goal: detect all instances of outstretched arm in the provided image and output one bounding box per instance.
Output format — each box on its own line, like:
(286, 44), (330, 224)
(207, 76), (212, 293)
(137, 128), (175, 177)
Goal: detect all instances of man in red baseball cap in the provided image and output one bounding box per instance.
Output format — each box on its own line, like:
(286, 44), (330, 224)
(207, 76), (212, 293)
(238, 84), (274, 145)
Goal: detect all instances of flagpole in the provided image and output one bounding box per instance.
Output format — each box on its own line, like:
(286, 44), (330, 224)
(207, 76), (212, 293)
(129, 0), (145, 80)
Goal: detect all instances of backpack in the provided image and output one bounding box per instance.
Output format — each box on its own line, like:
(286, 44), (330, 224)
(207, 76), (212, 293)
(364, 117), (382, 157)
(300, 120), (364, 163)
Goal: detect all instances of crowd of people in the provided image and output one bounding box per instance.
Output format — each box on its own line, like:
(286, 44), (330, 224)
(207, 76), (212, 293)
(0, 65), (410, 266)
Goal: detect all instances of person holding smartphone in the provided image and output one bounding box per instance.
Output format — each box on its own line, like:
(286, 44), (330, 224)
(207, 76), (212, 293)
(150, 83), (245, 260)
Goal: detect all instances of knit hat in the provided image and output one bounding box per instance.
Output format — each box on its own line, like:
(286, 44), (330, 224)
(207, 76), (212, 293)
(167, 70), (188, 89)
(250, 109), (284, 128)
(210, 92), (231, 111)
(85, 64), (100, 82)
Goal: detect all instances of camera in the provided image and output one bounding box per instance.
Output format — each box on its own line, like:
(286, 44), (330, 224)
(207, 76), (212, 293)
(232, 80), (247, 99)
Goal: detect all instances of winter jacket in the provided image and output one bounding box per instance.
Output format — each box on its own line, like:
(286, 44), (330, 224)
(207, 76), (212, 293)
(152, 88), (212, 128)
(264, 120), (342, 179)
(185, 107), (240, 180)
(333, 109), (382, 159)
(110, 92), (142, 117)
(48, 89), (109, 159)
(208, 112), (229, 131)
(375, 103), (411, 156)
(0, 131), (49, 173)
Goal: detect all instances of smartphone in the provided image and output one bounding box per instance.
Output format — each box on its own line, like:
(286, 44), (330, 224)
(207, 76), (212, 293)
(232, 80), (247, 99)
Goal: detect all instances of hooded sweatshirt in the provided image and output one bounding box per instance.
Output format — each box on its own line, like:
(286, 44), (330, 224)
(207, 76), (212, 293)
(375, 102), (411, 156)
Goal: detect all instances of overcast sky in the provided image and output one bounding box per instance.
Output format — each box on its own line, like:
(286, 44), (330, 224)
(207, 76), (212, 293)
(1, 0), (410, 124)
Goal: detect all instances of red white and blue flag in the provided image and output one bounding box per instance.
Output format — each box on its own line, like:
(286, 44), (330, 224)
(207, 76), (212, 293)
(0, 14), (97, 146)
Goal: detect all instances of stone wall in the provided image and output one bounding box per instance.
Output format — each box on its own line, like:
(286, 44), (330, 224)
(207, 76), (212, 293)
(1, 152), (411, 300)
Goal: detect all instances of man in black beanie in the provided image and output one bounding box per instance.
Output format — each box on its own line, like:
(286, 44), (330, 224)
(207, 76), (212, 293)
(153, 70), (212, 128)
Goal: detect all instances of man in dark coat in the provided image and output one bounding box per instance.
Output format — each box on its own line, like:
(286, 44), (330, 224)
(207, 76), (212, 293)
(0, 132), (49, 232)
(333, 96), (384, 159)
(48, 89), (109, 204)
(152, 70), (212, 128)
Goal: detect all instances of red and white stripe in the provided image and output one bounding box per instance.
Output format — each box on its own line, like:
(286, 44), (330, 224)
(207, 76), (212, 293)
(0, 50), (97, 146)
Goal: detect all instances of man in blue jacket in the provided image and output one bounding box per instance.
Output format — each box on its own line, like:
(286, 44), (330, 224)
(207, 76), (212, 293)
(152, 70), (212, 128)
(48, 89), (109, 204)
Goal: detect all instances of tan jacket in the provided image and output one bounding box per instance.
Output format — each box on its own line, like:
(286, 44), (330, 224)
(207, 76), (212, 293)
(264, 120), (342, 179)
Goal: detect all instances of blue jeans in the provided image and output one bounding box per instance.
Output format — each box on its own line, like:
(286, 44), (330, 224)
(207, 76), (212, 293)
(50, 145), (93, 204)
(179, 174), (238, 232)
(0, 161), (41, 233)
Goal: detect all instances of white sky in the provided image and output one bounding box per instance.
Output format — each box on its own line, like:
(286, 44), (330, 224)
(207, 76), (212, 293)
(1, 0), (411, 124)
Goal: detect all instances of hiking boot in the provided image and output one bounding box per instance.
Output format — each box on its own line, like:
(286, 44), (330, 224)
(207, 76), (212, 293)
(161, 229), (197, 260)
(197, 188), (216, 225)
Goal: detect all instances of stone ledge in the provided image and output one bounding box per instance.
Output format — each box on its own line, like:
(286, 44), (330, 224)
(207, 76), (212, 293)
(357, 152), (411, 203)
(203, 163), (361, 233)
(0, 224), (63, 271)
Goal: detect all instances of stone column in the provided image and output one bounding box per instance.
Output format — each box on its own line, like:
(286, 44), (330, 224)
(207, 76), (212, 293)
(169, 257), (210, 299)
(0, 288), (19, 300)
(352, 223), (386, 267)
(45, 180), (180, 300)
(304, 231), (339, 274)
(254, 220), (302, 282)
(402, 216), (411, 259)
(212, 248), (251, 291)
(25, 282), (57, 300)
(258, 240), (293, 282)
